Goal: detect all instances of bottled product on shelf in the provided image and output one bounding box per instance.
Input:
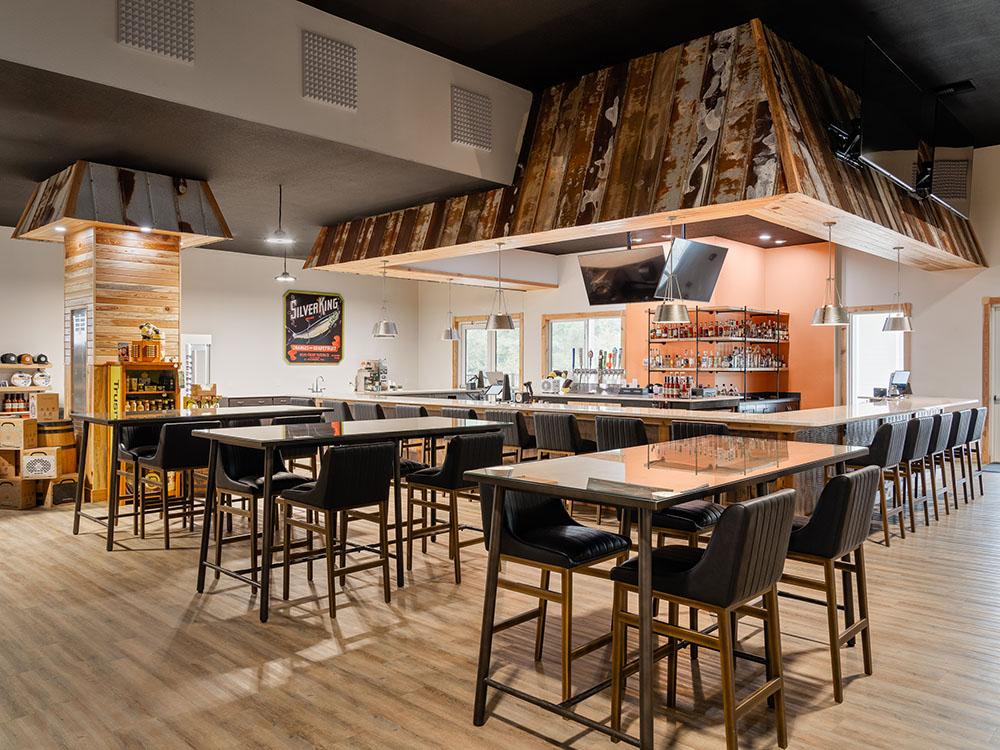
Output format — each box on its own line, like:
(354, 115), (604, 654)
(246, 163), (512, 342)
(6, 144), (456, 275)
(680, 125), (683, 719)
(2, 393), (29, 413)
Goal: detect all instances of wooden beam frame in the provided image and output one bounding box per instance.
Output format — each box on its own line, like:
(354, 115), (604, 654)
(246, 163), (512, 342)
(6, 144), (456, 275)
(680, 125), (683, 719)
(837, 303), (912, 405)
(540, 311), (625, 376)
(450, 313), (525, 388)
(982, 297), (1000, 462)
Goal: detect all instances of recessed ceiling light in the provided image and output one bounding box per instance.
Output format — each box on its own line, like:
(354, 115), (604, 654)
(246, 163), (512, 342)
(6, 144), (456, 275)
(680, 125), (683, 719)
(774, 239), (786, 245)
(53, 225), (66, 233)
(139, 226), (152, 233)
(759, 233), (772, 241)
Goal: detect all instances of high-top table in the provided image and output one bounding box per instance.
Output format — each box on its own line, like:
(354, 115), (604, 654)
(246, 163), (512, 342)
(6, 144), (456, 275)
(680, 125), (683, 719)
(465, 435), (868, 749)
(192, 416), (502, 622)
(71, 405), (329, 551)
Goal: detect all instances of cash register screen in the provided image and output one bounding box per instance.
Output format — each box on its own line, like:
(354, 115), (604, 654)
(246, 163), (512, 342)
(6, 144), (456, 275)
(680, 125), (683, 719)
(485, 384), (504, 397)
(890, 370), (910, 387)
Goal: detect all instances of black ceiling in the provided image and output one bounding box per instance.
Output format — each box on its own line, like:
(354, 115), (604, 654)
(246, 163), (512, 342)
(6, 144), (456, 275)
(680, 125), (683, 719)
(304, 0), (1000, 147)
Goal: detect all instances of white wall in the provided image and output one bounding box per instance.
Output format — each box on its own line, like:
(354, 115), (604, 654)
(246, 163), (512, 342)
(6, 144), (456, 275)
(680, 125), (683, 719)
(0, 0), (531, 183)
(841, 144), (1000, 401)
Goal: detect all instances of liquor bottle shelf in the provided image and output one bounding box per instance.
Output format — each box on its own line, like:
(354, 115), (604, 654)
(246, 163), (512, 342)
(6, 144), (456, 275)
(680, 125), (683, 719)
(650, 337), (788, 344)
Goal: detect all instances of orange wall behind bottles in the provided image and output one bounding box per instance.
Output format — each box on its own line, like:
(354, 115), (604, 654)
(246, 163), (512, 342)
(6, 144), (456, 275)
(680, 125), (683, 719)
(623, 238), (835, 408)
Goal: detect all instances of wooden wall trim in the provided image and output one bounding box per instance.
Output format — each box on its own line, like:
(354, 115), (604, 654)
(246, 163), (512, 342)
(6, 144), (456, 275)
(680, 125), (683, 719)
(982, 297), (1000, 462)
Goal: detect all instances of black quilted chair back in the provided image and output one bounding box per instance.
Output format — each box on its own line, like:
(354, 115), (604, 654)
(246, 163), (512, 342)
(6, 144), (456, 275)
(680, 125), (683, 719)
(868, 421), (907, 468)
(271, 414), (323, 426)
(969, 407), (988, 442)
(436, 432), (504, 489)
(670, 421), (730, 440)
(304, 441), (396, 510)
(485, 409), (532, 448)
(479, 484), (573, 552)
(901, 417), (934, 462)
(149, 420), (222, 471)
(696, 489), (796, 607)
(323, 402), (353, 422)
(119, 423), (161, 452)
(351, 402), (386, 421)
(596, 416), (648, 451)
(929, 413), (953, 454)
(394, 404), (428, 419)
(218, 442), (289, 484)
(789, 467), (880, 560)
(441, 407), (478, 420)
(534, 412), (583, 453)
(947, 410), (972, 449)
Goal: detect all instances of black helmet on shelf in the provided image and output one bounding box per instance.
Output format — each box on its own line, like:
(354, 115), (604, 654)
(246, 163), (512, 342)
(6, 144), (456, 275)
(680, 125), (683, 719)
(34, 354), (49, 364)
(1, 353), (16, 364)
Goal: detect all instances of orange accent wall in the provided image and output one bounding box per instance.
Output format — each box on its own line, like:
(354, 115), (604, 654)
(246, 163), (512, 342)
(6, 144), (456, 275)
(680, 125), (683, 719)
(623, 238), (835, 407)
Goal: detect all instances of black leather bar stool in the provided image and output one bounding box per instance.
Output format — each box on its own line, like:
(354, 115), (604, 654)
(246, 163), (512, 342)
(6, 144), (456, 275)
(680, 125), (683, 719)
(323, 402), (353, 422)
(609, 489), (796, 749)
(405, 432), (503, 583)
(432, 407), (480, 461)
(670, 421), (731, 439)
(350, 402), (385, 421)
(535, 412), (598, 519)
(944, 409), (972, 508)
(214, 439), (308, 581)
(927, 413), (954, 515)
(116, 423), (161, 535)
(964, 407), (987, 500)
(477, 484), (630, 702)
(276, 441), (396, 617)
(137, 420), (221, 549)
(272, 414), (324, 478)
(848, 420), (907, 546)
(899, 416), (934, 529)
(780, 467), (878, 703)
(394, 404), (429, 462)
(596, 415), (648, 451)
(485, 409), (536, 462)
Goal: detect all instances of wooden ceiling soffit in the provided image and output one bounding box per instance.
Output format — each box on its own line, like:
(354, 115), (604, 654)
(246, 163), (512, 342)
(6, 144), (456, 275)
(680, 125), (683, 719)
(12, 160), (231, 248)
(307, 20), (982, 275)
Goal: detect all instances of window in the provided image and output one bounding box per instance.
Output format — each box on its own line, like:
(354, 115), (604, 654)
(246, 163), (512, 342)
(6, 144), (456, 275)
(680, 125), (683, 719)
(455, 315), (522, 387)
(847, 309), (906, 402)
(544, 313), (624, 374)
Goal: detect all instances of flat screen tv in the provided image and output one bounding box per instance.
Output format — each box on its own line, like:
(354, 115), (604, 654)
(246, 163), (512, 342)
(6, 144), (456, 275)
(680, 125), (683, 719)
(654, 238), (728, 303)
(578, 244), (666, 305)
(928, 99), (974, 217)
(860, 38), (928, 193)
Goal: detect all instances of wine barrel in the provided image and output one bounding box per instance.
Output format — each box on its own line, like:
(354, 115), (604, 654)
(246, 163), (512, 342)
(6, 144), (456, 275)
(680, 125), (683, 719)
(37, 420), (75, 448)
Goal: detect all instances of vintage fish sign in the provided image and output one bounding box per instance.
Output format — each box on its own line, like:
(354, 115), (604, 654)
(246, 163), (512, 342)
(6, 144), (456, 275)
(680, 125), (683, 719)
(284, 291), (344, 364)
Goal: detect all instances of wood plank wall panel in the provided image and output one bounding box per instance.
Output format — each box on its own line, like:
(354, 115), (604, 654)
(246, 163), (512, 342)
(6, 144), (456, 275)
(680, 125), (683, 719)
(305, 20), (982, 271)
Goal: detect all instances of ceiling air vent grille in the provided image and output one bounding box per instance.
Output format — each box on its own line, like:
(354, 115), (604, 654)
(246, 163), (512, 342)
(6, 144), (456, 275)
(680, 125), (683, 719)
(302, 31), (358, 110)
(451, 86), (492, 151)
(931, 159), (970, 200)
(117, 0), (195, 63)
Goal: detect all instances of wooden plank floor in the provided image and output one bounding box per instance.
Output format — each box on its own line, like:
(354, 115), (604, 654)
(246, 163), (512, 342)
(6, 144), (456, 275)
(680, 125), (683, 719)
(2, 477), (1000, 749)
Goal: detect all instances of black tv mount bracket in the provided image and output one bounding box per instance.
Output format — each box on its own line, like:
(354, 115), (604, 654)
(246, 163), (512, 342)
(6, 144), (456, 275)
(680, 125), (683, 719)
(828, 117), (932, 199)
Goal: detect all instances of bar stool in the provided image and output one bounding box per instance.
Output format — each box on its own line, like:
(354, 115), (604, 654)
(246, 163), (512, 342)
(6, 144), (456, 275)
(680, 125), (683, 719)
(944, 409), (972, 508)
(609, 489), (796, 749)
(137, 420), (221, 549)
(780, 466), (879, 703)
(432, 407), (480, 460)
(405, 432), (503, 583)
(276, 441), (396, 617)
(272, 414), (324, 478)
(964, 407), (987, 500)
(847, 421), (907, 546)
(116, 423), (161, 535)
(214, 441), (309, 581)
(394, 404), (429, 462)
(899, 416), (934, 529)
(322, 402), (353, 422)
(670, 421), (731, 440)
(927, 413), (954, 515)
(596, 415), (648, 451)
(535, 412), (598, 519)
(351, 402), (386, 421)
(485, 409), (536, 462)
(477, 484), (630, 701)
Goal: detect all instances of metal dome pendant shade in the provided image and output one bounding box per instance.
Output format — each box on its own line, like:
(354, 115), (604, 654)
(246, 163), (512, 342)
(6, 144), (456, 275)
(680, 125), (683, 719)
(652, 221), (690, 325)
(442, 279), (460, 340)
(373, 261), (398, 338)
(812, 221), (849, 327)
(883, 246), (913, 332)
(486, 243), (514, 331)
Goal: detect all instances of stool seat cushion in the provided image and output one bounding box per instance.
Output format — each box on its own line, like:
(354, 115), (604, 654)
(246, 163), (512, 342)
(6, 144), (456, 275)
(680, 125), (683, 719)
(399, 458), (428, 477)
(280, 480), (321, 505)
(222, 471), (307, 498)
(653, 499), (723, 532)
(610, 545), (706, 591)
(511, 524), (629, 568)
(406, 465), (470, 491)
(578, 438), (597, 454)
(119, 445), (157, 462)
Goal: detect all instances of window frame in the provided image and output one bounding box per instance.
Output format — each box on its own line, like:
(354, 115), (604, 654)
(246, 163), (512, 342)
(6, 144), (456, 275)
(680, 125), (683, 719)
(541, 311), (625, 375)
(838, 303), (912, 404)
(450, 313), (524, 388)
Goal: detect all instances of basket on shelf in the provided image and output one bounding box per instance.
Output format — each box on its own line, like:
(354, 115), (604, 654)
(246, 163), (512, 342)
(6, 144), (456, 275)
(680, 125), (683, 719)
(130, 340), (162, 363)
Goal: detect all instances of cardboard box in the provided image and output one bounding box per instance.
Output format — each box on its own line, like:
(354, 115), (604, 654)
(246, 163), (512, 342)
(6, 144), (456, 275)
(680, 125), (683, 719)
(30, 393), (60, 422)
(0, 478), (36, 510)
(21, 447), (58, 480)
(0, 450), (16, 478)
(0, 418), (37, 449)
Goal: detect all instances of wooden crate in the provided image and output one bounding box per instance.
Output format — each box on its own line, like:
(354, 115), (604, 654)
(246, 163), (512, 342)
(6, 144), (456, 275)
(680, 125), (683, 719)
(0, 478), (36, 510)
(42, 475), (77, 508)
(0, 418), (37, 449)
(29, 393), (59, 421)
(0, 450), (16, 478)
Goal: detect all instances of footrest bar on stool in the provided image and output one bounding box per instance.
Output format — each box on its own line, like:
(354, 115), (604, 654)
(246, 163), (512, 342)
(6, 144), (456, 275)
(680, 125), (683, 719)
(201, 562), (261, 588)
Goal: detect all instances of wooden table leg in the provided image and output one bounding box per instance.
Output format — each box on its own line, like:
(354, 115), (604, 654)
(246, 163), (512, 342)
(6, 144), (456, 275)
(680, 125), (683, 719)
(393, 441), (405, 588)
(474, 485), (505, 726)
(105, 422), (122, 552)
(259, 447), (275, 623)
(637, 507), (654, 749)
(196, 439), (219, 593)
(72, 420), (90, 535)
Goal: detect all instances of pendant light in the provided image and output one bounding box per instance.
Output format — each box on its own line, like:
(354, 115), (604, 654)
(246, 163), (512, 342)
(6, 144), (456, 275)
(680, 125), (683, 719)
(373, 260), (398, 338)
(441, 279), (459, 341)
(883, 246), (913, 332)
(811, 221), (850, 326)
(269, 184), (296, 283)
(654, 217), (691, 325)
(486, 242), (514, 331)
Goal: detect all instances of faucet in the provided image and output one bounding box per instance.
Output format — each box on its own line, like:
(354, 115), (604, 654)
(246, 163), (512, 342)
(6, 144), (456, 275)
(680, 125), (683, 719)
(308, 375), (326, 395)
